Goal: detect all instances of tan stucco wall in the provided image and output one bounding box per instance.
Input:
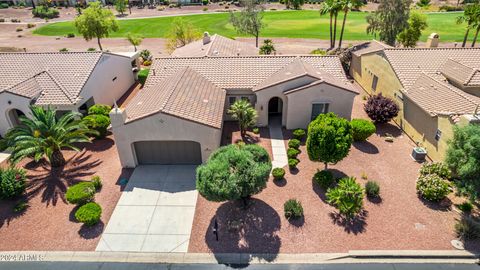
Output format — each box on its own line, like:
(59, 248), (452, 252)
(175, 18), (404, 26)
(110, 109), (222, 168)
(0, 93), (32, 136)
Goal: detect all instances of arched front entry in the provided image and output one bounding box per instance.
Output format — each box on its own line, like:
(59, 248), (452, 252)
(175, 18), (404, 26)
(7, 109), (25, 128)
(268, 97), (283, 125)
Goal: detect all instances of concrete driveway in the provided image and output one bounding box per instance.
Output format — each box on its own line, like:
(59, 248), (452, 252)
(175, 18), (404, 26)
(96, 165), (198, 253)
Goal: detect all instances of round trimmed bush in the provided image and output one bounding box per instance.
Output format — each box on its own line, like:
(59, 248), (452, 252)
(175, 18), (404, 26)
(288, 158), (299, 169)
(82, 114), (110, 139)
(288, 139), (300, 149)
(313, 169), (334, 190)
(293, 129), (306, 140)
(75, 202), (102, 226)
(0, 167), (26, 199)
(287, 147), (300, 159)
(284, 199), (303, 220)
(364, 94), (399, 124)
(66, 182), (96, 205)
(272, 167), (285, 180)
(350, 119), (376, 141)
(365, 181), (380, 198)
(416, 174), (452, 201)
(88, 104), (112, 116)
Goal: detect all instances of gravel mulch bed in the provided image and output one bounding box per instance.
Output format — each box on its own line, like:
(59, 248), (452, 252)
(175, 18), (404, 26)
(189, 94), (478, 255)
(0, 135), (132, 251)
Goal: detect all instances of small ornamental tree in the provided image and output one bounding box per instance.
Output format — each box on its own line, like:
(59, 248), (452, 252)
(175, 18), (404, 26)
(259, 39), (276, 55)
(228, 99), (258, 137)
(115, 0), (127, 15)
(306, 112), (353, 170)
(196, 144), (271, 207)
(364, 94), (399, 124)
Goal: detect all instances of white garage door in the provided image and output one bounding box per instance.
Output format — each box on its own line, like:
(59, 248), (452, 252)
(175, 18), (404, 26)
(133, 141), (202, 165)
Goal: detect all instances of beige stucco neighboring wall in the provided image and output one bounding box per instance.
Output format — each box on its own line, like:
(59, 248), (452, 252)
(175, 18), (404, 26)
(0, 92), (32, 136)
(110, 109), (222, 168)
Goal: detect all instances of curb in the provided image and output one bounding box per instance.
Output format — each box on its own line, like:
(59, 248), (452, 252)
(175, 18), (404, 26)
(0, 251), (478, 264)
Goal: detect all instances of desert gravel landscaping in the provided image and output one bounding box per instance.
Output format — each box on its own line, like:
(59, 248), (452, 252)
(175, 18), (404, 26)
(189, 93), (480, 255)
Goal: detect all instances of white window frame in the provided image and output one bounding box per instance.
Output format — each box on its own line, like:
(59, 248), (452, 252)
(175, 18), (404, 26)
(311, 102), (330, 120)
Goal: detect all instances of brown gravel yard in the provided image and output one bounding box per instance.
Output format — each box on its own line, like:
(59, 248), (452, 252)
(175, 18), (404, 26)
(0, 135), (132, 251)
(189, 93), (479, 255)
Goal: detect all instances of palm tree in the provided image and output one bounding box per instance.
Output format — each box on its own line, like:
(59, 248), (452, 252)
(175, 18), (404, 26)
(228, 99), (257, 137)
(457, 4), (480, 47)
(320, 0), (341, 49)
(126, 32), (143, 51)
(338, 0), (364, 48)
(470, 5), (480, 47)
(2, 106), (97, 168)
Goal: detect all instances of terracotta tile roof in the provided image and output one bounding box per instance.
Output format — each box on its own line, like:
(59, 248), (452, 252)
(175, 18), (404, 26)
(148, 55), (350, 90)
(351, 40), (392, 57)
(382, 47), (480, 88)
(408, 74), (480, 116)
(171, 34), (259, 57)
(125, 67), (226, 128)
(0, 52), (103, 105)
(441, 58), (480, 86)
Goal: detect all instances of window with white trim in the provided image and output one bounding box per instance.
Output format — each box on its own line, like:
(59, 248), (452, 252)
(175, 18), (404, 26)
(311, 103), (329, 120)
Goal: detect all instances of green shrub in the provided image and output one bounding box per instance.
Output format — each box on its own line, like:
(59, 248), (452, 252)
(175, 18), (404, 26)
(0, 3), (8, 8)
(75, 202), (102, 226)
(32, 6), (59, 19)
(419, 162), (451, 180)
(293, 129), (306, 140)
(66, 32), (75, 38)
(66, 182), (96, 205)
(310, 48), (326, 55)
(87, 47), (96, 51)
(140, 49), (152, 61)
(202, 0), (208, 4)
(365, 181), (380, 198)
(284, 199), (303, 220)
(288, 139), (300, 149)
(10, 18), (20, 22)
(0, 18), (5, 22)
(287, 147), (300, 159)
(313, 169), (334, 190)
(16, 27), (23, 32)
(456, 201), (473, 213)
(82, 114), (110, 139)
(88, 104), (112, 116)
(288, 158), (299, 169)
(202, 7), (208, 11)
(252, 127), (259, 134)
(0, 167), (26, 199)
(326, 177), (364, 218)
(27, 23), (36, 28)
(416, 174), (452, 201)
(455, 216), (480, 240)
(91, 176), (102, 191)
(13, 200), (28, 213)
(272, 167), (285, 180)
(59, 48), (68, 52)
(138, 68), (149, 86)
(350, 119), (376, 141)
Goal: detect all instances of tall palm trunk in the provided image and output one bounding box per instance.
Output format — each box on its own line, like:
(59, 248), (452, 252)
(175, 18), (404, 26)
(462, 28), (470, 47)
(338, 8), (348, 49)
(329, 13), (333, 49)
(472, 26), (480, 47)
(332, 11), (338, 49)
(50, 150), (66, 168)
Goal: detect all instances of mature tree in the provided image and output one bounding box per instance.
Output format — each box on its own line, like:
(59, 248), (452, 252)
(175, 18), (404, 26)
(397, 11), (428, 48)
(365, 12), (381, 39)
(445, 124), (480, 200)
(320, 0), (341, 49)
(469, 5), (480, 47)
(1, 106), (97, 168)
(259, 39), (276, 55)
(285, 0), (305, 9)
(364, 94), (399, 123)
(166, 17), (202, 52)
(457, 4), (480, 47)
(115, 0), (127, 15)
(74, 1), (118, 51)
(230, 0), (265, 47)
(196, 144), (271, 207)
(306, 112), (353, 170)
(338, 0), (364, 48)
(365, 0), (412, 46)
(228, 99), (258, 137)
(126, 32), (143, 51)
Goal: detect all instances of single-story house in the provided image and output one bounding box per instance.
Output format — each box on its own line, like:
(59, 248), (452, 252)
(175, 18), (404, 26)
(111, 55), (357, 168)
(0, 51), (138, 136)
(171, 32), (259, 57)
(350, 44), (480, 161)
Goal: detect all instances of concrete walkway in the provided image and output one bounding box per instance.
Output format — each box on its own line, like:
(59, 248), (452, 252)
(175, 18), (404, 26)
(96, 165), (198, 253)
(269, 116), (288, 168)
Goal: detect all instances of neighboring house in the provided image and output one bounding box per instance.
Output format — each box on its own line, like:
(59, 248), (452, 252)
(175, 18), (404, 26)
(0, 51), (138, 136)
(350, 45), (480, 161)
(1, 0), (104, 7)
(111, 55), (357, 168)
(171, 32), (259, 57)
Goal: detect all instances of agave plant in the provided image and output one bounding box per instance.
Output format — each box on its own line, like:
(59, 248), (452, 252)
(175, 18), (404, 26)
(2, 106), (97, 168)
(326, 177), (364, 219)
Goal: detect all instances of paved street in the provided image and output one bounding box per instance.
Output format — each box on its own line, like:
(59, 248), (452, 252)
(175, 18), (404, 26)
(96, 165), (198, 253)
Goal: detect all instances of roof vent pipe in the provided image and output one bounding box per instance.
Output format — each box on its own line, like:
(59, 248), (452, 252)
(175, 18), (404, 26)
(203, 32), (211, 45)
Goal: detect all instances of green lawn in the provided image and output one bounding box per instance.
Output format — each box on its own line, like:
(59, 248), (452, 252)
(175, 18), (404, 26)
(33, 10), (469, 42)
